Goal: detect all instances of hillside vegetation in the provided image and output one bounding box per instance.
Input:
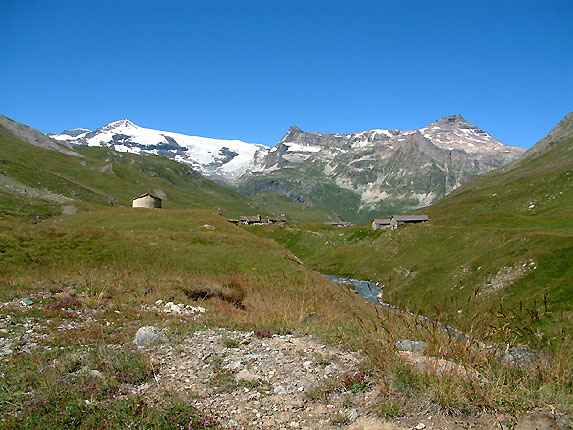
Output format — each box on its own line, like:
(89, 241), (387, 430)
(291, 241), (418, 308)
(248, 114), (573, 349)
(0, 119), (330, 222)
(0, 114), (571, 428)
(0, 208), (382, 428)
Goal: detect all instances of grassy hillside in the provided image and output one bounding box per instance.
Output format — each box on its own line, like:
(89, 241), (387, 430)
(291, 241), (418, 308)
(247, 114), (573, 349)
(248, 193), (335, 222)
(0, 119), (338, 224)
(0, 123), (264, 220)
(1, 114), (571, 426)
(1, 208), (388, 428)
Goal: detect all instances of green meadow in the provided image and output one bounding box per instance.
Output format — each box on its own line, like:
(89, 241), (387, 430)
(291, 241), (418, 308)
(0, 116), (571, 427)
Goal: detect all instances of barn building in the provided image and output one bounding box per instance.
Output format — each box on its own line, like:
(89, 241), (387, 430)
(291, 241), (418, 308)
(372, 219), (392, 230)
(390, 215), (428, 229)
(267, 215), (287, 225)
(132, 193), (162, 209)
(240, 215), (262, 224)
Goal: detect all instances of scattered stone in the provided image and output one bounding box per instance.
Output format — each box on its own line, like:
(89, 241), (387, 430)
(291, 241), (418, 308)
(202, 224), (216, 230)
(142, 301), (207, 318)
(235, 369), (258, 383)
(145, 328), (364, 429)
(414, 423), (426, 430)
(20, 299), (33, 306)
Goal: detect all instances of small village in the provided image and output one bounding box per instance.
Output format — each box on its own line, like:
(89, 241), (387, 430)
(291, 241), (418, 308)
(131, 192), (429, 230)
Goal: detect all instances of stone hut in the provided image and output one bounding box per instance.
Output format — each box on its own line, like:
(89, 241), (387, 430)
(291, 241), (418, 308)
(268, 215), (287, 225)
(132, 193), (162, 209)
(240, 215), (262, 225)
(372, 218), (391, 230)
(390, 215), (428, 229)
(324, 221), (352, 227)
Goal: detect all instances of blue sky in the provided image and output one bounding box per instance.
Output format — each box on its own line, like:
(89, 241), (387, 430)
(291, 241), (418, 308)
(1, 1), (571, 148)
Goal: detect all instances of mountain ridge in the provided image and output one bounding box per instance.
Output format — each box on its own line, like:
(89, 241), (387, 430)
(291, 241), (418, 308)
(50, 119), (267, 182)
(239, 114), (526, 222)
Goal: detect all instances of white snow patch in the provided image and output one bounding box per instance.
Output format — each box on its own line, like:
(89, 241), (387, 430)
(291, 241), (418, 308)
(283, 142), (322, 153)
(77, 119), (265, 180)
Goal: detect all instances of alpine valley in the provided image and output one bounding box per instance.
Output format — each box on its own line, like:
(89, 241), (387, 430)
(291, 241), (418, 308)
(50, 115), (525, 223)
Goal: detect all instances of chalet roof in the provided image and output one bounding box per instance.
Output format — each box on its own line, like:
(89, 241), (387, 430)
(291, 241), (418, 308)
(132, 193), (161, 201)
(392, 215), (428, 222)
(240, 215), (261, 221)
(373, 218), (391, 225)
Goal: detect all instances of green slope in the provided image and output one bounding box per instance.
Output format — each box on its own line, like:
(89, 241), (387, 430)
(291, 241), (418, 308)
(0, 117), (336, 223)
(0, 120), (310, 222)
(246, 113), (573, 347)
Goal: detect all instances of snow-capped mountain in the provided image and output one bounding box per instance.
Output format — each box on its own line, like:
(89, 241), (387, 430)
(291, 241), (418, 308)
(50, 115), (526, 222)
(49, 119), (266, 181)
(238, 114), (526, 222)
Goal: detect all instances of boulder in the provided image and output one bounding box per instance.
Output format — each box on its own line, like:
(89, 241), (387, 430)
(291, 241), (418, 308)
(134, 326), (164, 346)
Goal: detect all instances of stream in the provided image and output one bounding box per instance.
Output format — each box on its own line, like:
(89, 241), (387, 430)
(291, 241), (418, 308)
(325, 275), (470, 343)
(325, 274), (541, 366)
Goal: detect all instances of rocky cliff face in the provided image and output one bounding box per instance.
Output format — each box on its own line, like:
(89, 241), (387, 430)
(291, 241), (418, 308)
(238, 115), (526, 222)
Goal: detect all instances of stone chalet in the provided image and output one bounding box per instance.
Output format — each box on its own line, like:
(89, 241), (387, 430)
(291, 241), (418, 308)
(390, 215), (428, 229)
(324, 221), (352, 227)
(372, 219), (391, 230)
(240, 215), (262, 225)
(371, 215), (429, 230)
(267, 215), (287, 225)
(132, 193), (162, 209)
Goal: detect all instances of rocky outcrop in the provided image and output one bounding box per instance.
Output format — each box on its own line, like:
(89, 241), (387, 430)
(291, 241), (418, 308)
(238, 115), (526, 222)
(0, 114), (78, 155)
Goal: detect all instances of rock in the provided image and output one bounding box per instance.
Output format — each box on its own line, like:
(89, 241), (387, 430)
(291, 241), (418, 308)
(414, 423), (426, 430)
(347, 408), (359, 422)
(89, 369), (105, 379)
(20, 299), (33, 306)
(202, 224), (216, 230)
(164, 302), (183, 313)
(134, 326), (164, 346)
(502, 345), (543, 368)
(395, 340), (427, 352)
(235, 369), (258, 383)
(226, 360), (242, 370)
(274, 385), (287, 394)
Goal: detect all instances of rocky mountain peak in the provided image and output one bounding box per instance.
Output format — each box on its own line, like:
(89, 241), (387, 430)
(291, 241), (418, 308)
(280, 125), (305, 142)
(106, 119), (137, 129)
(430, 114), (469, 129)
